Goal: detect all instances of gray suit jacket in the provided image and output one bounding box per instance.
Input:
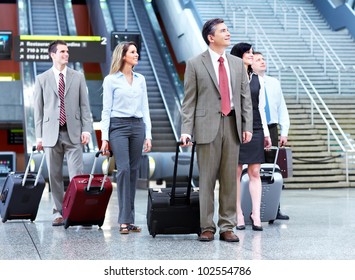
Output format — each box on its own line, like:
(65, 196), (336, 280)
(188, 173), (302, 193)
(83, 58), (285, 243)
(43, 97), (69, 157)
(34, 67), (92, 147)
(181, 50), (253, 144)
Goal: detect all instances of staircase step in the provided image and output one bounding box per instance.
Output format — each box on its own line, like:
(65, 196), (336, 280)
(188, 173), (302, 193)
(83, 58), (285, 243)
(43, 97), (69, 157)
(284, 181), (351, 189)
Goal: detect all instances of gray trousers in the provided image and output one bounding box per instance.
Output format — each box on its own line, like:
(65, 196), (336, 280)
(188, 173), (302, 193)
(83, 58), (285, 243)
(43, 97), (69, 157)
(109, 117), (145, 224)
(44, 128), (83, 214)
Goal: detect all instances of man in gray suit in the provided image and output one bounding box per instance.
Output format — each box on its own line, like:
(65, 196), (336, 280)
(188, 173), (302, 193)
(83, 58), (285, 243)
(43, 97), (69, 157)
(34, 40), (92, 226)
(180, 18), (253, 242)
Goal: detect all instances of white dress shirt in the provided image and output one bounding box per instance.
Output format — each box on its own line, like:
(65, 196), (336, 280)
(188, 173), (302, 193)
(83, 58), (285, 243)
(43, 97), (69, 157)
(263, 74), (290, 137)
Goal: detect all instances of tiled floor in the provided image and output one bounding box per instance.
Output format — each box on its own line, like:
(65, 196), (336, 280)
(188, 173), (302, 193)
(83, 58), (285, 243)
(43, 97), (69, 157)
(1, 182), (355, 261)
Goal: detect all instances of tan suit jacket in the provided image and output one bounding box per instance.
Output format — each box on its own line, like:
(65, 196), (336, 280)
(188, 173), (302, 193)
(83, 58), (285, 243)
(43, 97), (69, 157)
(34, 67), (92, 146)
(181, 50), (253, 143)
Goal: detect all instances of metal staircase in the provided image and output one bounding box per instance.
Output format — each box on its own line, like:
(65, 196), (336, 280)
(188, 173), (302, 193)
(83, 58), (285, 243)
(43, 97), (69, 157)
(192, 0), (355, 188)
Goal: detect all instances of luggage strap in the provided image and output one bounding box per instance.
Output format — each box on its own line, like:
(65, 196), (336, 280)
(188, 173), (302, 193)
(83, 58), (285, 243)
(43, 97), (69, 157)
(170, 141), (196, 205)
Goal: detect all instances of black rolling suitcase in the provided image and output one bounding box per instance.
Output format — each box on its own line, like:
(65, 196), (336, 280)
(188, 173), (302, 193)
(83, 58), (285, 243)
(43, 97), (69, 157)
(147, 141), (200, 237)
(0, 146), (46, 223)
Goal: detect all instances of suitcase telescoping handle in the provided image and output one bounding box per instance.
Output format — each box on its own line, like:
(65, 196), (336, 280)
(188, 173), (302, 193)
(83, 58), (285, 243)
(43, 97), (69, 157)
(87, 150), (113, 191)
(22, 146), (45, 187)
(267, 146), (280, 181)
(170, 141), (196, 205)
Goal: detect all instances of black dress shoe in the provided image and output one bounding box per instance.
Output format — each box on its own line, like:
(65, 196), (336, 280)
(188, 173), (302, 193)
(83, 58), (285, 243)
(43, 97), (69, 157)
(250, 213), (263, 231)
(276, 211), (289, 220)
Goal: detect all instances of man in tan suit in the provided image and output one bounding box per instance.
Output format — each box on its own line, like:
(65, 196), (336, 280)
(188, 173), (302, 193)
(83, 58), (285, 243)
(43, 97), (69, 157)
(180, 18), (253, 242)
(34, 40), (92, 226)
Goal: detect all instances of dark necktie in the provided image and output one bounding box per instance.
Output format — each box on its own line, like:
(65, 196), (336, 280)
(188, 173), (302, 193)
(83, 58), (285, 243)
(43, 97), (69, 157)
(218, 57), (231, 116)
(58, 73), (66, 126)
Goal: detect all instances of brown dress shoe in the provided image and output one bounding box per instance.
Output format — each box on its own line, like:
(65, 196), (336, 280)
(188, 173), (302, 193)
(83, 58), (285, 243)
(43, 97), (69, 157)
(199, 230), (214, 242)
(220, 231), (239, 242)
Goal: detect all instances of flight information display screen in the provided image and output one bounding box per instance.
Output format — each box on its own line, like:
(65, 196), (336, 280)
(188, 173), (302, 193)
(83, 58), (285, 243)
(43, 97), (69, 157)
(14, 35), (107, 62)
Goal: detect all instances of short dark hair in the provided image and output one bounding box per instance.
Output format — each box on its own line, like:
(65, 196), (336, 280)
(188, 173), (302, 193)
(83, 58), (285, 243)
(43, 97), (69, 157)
(253, 51), (263, 56)
(48, 40), (67, 55)
(202, 18), (225, 45)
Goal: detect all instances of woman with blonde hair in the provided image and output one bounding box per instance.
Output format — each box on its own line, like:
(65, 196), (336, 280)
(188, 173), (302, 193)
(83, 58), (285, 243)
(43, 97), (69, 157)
(100, 41), (152, 234)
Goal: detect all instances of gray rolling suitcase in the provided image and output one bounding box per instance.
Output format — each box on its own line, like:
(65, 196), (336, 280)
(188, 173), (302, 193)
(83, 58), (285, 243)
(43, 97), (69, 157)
(0, 146), (46, 222)
(241, 147), (283, 224)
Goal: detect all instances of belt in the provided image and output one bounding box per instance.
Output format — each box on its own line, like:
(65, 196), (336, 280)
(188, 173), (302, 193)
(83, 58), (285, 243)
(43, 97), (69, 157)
(268, 123), (278, 128)
(222, 110), (235, 117)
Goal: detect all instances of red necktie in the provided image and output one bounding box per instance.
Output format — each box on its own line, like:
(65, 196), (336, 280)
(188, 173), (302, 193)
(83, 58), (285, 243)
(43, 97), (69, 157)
(58, 73), (66, 126)
(218, 57), (231, 116)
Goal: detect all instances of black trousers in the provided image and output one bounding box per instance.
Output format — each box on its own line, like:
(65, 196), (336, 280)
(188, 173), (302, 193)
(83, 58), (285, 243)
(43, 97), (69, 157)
(265, 124), (278, 163)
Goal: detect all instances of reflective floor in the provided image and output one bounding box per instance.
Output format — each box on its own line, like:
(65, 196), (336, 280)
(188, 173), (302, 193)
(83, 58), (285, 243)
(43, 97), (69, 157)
(1, 181), (355, 260)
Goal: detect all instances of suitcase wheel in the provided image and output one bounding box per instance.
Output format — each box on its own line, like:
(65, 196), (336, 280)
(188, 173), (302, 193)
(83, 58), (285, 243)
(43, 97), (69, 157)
(152, 233), (156, 238)
(98, 220), (104, 228)
(2, 218), (6, 223)
(64, 219), (70, 229)
(268, 219), (275, 224)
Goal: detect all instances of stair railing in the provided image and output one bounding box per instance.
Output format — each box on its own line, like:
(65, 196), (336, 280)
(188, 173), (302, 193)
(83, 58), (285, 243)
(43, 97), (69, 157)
(53, 0), (62, 35)
(223, 2), (286, 81)
(295, 7), (344, 94)
(245, 7), (286, 78)
(270, 0), (292, 30)
(291, 65), (355, 182)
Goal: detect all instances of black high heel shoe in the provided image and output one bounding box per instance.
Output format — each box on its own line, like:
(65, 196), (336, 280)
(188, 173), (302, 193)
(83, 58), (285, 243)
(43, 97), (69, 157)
(250, 213), (263, 231)
(236, 213), (246, 230)
(236, 225), (246, 230)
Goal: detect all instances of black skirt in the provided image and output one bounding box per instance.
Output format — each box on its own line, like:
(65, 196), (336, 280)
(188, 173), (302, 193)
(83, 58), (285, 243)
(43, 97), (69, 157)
(239, 128), (265, 164)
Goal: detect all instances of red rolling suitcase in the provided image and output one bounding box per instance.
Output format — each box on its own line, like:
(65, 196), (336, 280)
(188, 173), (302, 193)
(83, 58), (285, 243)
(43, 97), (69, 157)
(62, 150), (113, 229)
(0, 146), (46, 223)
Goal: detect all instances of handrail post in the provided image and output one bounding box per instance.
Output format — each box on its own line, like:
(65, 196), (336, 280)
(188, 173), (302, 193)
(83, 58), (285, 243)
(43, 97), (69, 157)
(327, 128), (330, 153)
(244, 9), (248, 35)
(298, 12), (301, 36)
(346, 151), (349, 183)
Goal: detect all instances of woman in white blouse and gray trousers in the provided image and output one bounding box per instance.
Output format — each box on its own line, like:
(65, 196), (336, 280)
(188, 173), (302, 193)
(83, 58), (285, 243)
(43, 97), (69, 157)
(100, 41), (152, 234)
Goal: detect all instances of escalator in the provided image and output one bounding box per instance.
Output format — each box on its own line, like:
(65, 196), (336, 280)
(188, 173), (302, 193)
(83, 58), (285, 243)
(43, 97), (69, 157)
(17, 0), (103, 183)
(89, 0), (183, 152)
(18, 0), (98, 154)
